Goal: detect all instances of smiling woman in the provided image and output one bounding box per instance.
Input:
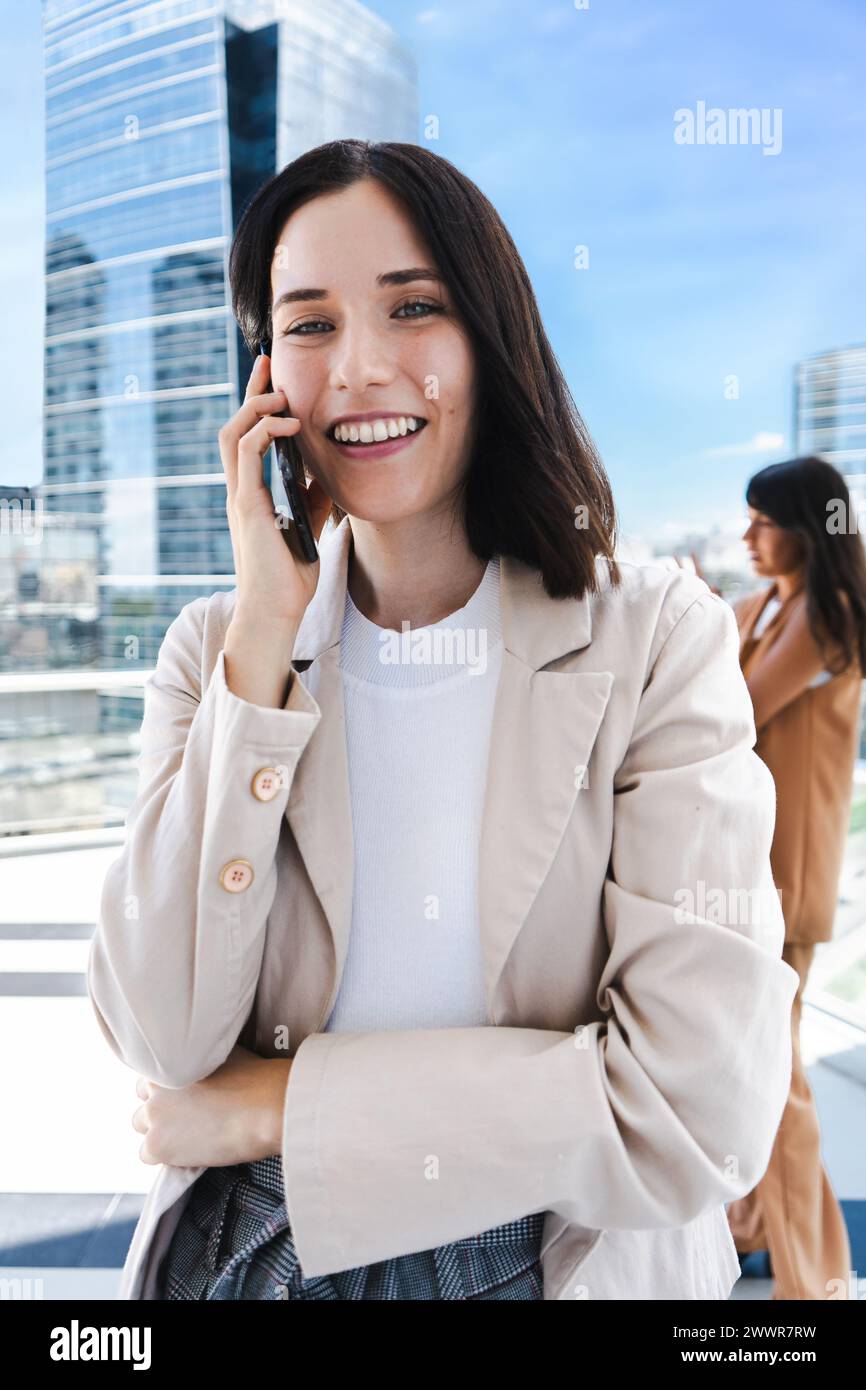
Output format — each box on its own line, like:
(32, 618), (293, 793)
(263, 181), (485, 530)
(87, 139), (799, 1303)
(226, 140), (618, 599)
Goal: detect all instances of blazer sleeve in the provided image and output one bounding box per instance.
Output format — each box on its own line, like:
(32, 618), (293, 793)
(87, 595), (322, 1089)
(280, 587), (800, 1278)
(746, 595), (849, 730)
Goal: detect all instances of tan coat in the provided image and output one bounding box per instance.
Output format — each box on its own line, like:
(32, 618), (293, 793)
(735, 585), (864, 944)
(88, 517), (799, 1300)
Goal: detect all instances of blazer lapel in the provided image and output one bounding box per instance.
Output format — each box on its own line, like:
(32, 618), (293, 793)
(283, 518), (614, 1027)
(283, 521), (355, 1030)
(478, 559), (614, 1020)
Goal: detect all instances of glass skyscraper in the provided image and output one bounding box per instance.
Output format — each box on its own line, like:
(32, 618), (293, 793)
(40, 0), (418, 682)
(795, 345), (866, 492)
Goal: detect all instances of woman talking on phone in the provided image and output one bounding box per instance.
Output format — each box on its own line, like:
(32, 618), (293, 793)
(88, 140), (799, 1301)
(691, 457), (866, 1300)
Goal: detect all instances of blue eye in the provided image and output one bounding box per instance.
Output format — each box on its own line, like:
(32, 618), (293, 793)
(282, 320), (329, 336)
(395, 298), (446, 319)
(281, 298), (445, 336)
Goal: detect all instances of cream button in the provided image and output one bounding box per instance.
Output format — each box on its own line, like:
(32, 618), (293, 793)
(219, 859), (254, 893)
(251, 766), (283, 802)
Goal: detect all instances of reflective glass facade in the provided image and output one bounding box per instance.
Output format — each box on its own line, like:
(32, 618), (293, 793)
(39, 0), (417, 691)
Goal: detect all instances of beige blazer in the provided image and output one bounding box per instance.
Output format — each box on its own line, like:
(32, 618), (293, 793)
(88, 516), (800, 1300)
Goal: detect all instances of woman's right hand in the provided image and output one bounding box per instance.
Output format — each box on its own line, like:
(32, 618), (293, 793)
(219, 355), (336, 707)
(219, 352), (334, 627)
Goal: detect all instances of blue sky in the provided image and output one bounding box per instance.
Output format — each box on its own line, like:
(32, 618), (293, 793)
(3, 0), (864, 541)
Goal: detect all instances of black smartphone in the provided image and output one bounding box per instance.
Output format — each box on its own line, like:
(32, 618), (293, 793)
(257, 339), (319, 563)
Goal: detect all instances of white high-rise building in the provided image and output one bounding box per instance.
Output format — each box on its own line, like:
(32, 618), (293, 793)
(795, 345), (866, 493)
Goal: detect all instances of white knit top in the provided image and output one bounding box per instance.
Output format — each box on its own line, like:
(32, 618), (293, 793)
(323, 555), (504, 1033)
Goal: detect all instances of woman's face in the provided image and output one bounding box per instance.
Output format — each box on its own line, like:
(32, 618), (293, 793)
(267, 178), (478, 526)
(742, 505), (805, 578)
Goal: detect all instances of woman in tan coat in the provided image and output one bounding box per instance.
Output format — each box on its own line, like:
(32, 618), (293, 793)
(697, 455), (866, 1299)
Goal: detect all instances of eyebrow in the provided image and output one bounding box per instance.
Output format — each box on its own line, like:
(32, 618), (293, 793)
(272, 267), (444, 314)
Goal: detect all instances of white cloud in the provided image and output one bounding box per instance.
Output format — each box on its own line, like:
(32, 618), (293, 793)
(702, 432), (784, 459)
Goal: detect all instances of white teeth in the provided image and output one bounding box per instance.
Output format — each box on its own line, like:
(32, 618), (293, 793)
(333, 415), (424, 443)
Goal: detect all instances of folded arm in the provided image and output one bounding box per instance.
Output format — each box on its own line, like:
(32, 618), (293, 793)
(744, 596), (846, 730)
(87, 595), (321, 1089)
(280, 586), (800, 1277)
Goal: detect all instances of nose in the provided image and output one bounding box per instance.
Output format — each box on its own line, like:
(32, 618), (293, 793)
(328, 313), (396, 396)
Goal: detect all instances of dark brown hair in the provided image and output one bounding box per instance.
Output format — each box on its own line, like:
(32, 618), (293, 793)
(229, 139), (620, 599)
(747, 455), (866, 675)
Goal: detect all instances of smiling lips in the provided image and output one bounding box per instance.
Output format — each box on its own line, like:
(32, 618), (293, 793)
(329, 414), (425, 443)
(328, 415), (428, 460)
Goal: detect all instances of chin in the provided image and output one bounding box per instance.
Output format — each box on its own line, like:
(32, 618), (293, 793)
(334, 483), (443, 527)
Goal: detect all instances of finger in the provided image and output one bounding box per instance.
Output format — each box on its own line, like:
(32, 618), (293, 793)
(219, 390), (289, 494)
(244, 352), (271, 403)
(236, 415), (302, 504)
(131, 1105), (148, 1135)
(230, 390), (289, 439)
(135, 1077), (150, 1101)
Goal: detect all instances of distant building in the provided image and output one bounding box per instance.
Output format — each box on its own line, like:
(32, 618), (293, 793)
(625, 517), (759, 599)
(39, 0), (418, 667)
(795, 345), (866, 500)
(0, 486), (98, 675)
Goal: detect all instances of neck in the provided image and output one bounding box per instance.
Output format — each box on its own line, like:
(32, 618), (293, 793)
(346, 512), (488, 629)
(774, 566), (806, 603)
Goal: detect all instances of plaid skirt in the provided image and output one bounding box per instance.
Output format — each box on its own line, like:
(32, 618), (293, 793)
(157, 1154), (546, 1300)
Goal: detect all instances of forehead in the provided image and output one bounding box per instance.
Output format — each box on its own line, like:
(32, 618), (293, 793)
(269, 180), (431, 293)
